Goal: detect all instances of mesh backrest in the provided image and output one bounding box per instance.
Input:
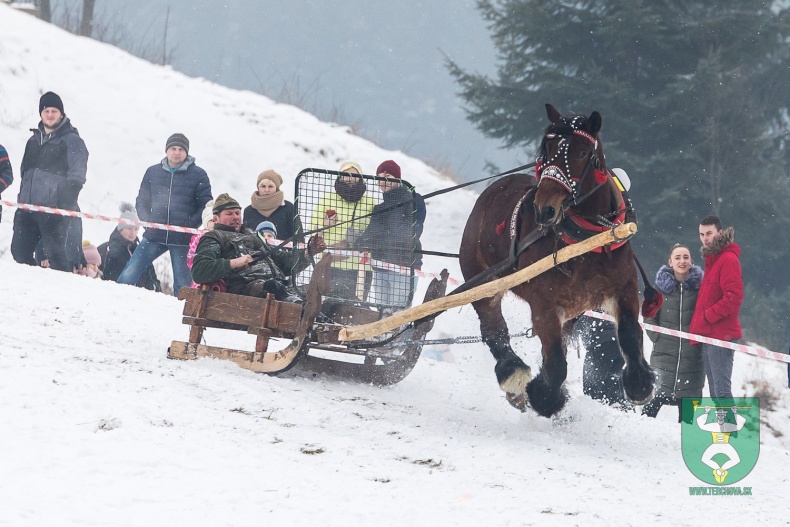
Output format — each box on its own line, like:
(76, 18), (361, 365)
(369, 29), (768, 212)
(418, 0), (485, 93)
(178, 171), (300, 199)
(294, 168), (417, 308)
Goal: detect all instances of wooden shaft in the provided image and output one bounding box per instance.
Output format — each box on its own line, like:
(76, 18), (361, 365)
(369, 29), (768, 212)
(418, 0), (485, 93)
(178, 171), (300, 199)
(339, 222), (637, 342)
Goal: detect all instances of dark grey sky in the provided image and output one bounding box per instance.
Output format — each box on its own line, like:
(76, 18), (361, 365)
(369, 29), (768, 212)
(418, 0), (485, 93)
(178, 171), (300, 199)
(56, 0), (526, 181)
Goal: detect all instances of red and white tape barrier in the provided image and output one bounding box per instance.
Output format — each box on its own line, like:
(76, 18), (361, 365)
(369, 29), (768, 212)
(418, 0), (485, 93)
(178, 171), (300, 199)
(582, 310), (790, 364)
(1, 199), (202, 235)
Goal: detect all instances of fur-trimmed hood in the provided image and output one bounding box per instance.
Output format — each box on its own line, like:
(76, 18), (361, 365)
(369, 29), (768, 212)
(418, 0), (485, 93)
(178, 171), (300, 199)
(701, 226), (736, 257)
(654, 264), (704, 295)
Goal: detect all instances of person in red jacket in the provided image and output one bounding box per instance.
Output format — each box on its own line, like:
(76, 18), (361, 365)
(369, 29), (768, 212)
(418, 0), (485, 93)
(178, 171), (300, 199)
(689, 215), (743, 399)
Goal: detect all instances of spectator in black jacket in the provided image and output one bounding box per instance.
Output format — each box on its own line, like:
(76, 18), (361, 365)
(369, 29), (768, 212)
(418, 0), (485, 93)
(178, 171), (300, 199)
(117, 133), (212, 296)
(98, 203), (160, 291)
(242, 169), (303, 242)
(11, 92), (88, 272)
(0, 143), (12, 222)
(574, 313), (632, 410)
(356, 160), (426, 308)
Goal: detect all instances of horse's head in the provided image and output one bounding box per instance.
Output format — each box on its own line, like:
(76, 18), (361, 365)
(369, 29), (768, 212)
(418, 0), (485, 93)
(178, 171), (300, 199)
(533, 104), (604, 227)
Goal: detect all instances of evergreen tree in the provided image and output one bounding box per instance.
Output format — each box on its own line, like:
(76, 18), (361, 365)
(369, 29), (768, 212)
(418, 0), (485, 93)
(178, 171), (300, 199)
(449, 0), (790, 347)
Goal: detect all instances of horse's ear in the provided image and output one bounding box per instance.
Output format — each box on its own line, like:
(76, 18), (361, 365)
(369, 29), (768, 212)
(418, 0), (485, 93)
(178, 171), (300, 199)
(546, 104), (562, 124)
(588, 111), (602, 135)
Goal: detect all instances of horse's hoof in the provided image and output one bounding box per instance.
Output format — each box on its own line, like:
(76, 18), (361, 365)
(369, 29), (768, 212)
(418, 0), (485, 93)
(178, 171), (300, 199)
(526, 375), (568, 418)
(496, 358), (532, 394)
(623, 363), (656, 405)
(505, 392), (529, 413)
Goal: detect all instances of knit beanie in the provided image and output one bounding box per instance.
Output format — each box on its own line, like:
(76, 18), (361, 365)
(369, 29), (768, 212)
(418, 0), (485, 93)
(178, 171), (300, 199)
(165, 133), (190, 154)
(201, 200), (215, 229)
(376, 160), (401, 179)
(82, 240), (102, 266)
(255, 221), (278, 238)
(117, 202), (139, 232)
(212, 193), (241, 214)
(256, 169), (283, 191)
(39, 91), (64, 114)
(339, 161), (363, 174)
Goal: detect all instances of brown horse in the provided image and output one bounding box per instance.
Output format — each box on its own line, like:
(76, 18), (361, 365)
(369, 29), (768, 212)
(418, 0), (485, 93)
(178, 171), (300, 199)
(459, 104), (654, 417)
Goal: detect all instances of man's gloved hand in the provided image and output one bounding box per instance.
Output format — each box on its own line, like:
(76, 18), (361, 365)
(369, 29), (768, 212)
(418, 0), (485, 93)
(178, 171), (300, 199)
(230, 254), (253, 269)
(307, 235), (326, 256)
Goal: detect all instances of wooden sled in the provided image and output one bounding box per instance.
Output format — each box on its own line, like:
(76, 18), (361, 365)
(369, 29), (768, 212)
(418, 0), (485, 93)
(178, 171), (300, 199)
(167, 287), (308, 374)
(167, 252), (449, 384)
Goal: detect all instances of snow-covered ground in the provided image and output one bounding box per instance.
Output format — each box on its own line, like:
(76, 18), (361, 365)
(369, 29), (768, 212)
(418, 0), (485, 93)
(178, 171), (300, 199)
(1, 6), (789, 526)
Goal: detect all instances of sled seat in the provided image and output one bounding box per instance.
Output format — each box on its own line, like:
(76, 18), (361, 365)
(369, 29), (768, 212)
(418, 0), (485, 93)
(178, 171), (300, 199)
(178, 286), (301, 337)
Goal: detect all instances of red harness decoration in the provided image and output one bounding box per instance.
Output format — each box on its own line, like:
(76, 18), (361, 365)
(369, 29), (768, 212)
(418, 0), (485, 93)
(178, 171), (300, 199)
(593, 168), (608, 185)
(534, 126), (631, 253)
(535, 162), (629, 252)
(560, 178), (628, 253)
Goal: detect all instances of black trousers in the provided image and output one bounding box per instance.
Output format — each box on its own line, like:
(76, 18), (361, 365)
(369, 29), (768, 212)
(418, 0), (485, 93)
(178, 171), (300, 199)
(230, 279), (296, 301)
(642, 396), (688, 423)
(11, 209), (79, 272)
(580, 320), (629, 407)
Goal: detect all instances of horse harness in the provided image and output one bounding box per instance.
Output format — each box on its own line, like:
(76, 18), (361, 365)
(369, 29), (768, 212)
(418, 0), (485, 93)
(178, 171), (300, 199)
(534, 116), (635, 254)
(448, 120), (636, 297)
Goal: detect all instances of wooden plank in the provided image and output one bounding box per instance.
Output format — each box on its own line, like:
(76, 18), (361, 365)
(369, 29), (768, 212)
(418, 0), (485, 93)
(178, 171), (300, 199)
(168, 340), (302, 374)
(181, 316), (247, 331)
(260, 294), (273, 329)
(339, 223), (637, 342)
(179, 288), (301, 332)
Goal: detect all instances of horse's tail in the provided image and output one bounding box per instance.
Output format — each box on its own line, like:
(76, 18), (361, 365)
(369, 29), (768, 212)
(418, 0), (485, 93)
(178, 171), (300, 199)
(633, 253), (663, 318)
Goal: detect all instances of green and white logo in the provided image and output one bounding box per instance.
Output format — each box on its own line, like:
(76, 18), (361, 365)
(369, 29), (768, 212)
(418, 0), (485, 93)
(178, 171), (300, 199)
(681, 398), (760, 485)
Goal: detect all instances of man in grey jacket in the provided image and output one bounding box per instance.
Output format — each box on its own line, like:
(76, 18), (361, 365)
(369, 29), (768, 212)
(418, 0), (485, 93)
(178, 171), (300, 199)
(11, 92), (88, 272)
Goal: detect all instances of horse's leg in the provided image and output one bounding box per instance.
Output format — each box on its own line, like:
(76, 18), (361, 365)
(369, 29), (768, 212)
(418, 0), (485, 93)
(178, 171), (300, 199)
(526, 314), (569, 417)
(472, 293), (532, 397)
(616, 297), (655, 404)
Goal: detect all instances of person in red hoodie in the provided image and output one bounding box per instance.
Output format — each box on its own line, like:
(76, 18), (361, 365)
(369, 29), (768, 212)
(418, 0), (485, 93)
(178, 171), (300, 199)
(689, 215), (743, 399)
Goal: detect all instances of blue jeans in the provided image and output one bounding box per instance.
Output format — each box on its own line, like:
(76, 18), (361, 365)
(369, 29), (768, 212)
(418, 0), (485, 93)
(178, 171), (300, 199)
(117, 238), (190, 296)
(702, 342), (735, 399)
(370, 270), (414, 308)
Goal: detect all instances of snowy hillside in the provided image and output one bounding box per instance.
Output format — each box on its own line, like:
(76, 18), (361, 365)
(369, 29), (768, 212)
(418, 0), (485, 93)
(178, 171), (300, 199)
(1, 6), (789, 526)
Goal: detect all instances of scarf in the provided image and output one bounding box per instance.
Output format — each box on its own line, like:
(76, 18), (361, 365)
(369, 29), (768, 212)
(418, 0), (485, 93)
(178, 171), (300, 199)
(335, 177), (367, 203)
(250, 190), (284, 217)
